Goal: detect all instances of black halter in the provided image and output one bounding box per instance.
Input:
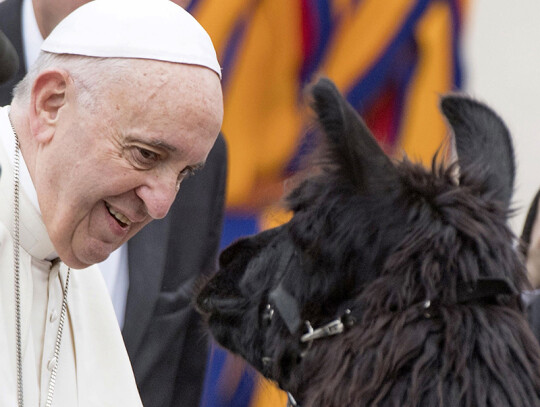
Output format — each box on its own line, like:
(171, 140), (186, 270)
(260, 243), (518, 406)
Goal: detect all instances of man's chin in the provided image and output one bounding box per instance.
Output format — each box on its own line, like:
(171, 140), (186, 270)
(62, 242), (117, 269)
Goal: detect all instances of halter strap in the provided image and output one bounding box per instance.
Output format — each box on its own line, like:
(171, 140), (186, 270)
(268, 244), (302, 334)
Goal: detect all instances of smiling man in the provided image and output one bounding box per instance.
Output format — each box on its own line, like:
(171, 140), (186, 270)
(0, 0), (223, 405)
(12, 58), (221, 268)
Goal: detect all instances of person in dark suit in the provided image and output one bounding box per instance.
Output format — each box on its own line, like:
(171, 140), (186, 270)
(0, 29), (18, 84)
(0, 1), (228, 406)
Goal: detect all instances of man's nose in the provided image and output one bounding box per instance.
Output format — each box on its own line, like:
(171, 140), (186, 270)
(136, 177), (178, 220)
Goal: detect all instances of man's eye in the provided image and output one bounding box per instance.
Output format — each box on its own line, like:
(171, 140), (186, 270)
(132, 147), (159, 168)
(139, 148), (157, 160)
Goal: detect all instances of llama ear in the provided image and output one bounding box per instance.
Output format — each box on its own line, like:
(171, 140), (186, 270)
(440, 95), (515, 209)
(310, 78), (399, 192)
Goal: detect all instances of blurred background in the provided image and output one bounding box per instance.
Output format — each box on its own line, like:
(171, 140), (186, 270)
(1, 0), (539, 405)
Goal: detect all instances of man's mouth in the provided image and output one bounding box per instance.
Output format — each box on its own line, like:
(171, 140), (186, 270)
(105, 202), (132, 227)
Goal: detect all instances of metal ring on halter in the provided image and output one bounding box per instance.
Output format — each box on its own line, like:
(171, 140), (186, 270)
(299, 321), (314, 358)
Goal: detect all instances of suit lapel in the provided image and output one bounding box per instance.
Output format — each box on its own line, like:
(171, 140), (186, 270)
(122, 216), (170, 357)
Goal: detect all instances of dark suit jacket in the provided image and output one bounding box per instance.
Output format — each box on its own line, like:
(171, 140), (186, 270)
(0, 0), (25, 107)
(0, 1), (228, 406)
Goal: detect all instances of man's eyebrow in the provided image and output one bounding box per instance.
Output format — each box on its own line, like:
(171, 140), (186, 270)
(125, 136), (177, 152)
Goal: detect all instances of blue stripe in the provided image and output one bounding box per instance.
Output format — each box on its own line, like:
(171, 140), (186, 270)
(284, 128), (318, 174)
(448, 0), (463, 88)
(219, 0), (263, 90)
(200, 344), (256, 407)
(346, 0), (431, 108)
(300, 0), (334, 86)
(220, 213), (260, 248)
(186, 0), (200, 13)
(220, 17), (249, 89)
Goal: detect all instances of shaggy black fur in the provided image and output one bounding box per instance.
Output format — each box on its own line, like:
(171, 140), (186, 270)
(196, 78), (540, 406)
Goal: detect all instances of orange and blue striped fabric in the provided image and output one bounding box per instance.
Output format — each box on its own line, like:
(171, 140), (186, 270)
(189, 0), (469, 405)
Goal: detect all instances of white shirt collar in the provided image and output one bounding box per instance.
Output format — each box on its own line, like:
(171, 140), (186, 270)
(0, 106), (42, 214)
(22, 0), (44, 69)
(0, 106), (57, 260)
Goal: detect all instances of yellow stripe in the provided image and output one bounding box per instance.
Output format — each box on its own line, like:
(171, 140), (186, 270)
(399, 1), (453, 164)
(214, 0), (304, 208)
(322, 0), (416, 91)
(193, 0), (255, 60)
(258, 205), (293, 231)
(250, 378), (288, 407)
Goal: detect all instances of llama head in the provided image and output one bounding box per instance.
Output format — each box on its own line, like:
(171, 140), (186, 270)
(196, 78), (529, 403)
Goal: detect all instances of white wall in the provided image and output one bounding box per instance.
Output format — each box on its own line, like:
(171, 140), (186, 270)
(463, 0), (540, 234)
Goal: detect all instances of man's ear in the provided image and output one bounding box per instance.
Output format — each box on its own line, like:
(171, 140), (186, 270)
(29, 68), (70, 144)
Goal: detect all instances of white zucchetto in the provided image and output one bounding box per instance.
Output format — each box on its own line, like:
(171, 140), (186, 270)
(40, 0), (221, 79)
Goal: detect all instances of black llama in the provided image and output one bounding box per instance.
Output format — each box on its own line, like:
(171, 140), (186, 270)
(196, 78), (540, 406)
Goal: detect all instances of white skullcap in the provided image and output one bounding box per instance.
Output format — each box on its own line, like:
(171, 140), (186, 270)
(41, 0), (221, 79)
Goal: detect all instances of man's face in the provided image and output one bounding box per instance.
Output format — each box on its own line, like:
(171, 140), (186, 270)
(32, 62), (223, 269)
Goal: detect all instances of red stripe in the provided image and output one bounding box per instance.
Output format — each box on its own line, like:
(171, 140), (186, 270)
(301, 0), (317, 63)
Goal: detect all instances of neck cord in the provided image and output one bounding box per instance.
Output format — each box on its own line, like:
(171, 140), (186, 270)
(10, 116), (71, 407)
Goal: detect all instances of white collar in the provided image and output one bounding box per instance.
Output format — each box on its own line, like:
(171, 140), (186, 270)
(0, 106), (41, 213)
(21, 0), (44, 70)
(0, 106), (56, 260)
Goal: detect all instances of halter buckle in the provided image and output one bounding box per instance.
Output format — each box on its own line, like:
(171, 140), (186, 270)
(300, 315), (346, 344)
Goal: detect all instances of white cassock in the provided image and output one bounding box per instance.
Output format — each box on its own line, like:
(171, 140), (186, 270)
(0, 106), (143, 406)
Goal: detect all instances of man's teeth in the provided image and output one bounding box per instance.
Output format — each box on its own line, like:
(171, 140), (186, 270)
(105, 203), (132, 226)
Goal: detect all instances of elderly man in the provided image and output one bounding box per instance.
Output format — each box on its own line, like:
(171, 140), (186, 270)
(0, 0), (223, 405)
(0, 1), (228, 406)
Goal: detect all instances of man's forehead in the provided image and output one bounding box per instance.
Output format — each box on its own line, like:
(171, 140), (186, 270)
(95, 60), (221, 106)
